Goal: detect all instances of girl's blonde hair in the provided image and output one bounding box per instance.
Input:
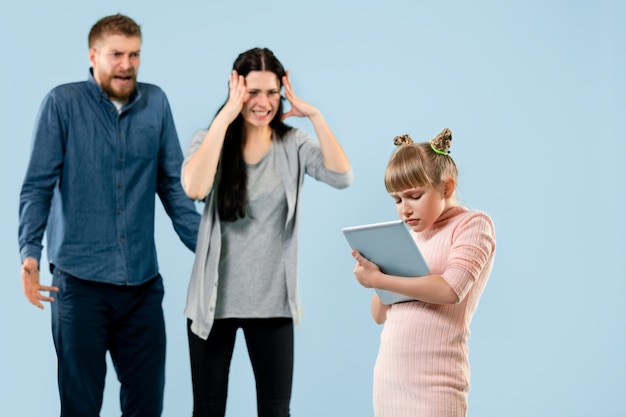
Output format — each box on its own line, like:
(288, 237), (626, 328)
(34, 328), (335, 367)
(384, 128), (458, 193)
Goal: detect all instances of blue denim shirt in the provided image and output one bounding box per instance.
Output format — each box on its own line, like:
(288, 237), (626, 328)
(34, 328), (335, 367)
(19, 70), (200, 285)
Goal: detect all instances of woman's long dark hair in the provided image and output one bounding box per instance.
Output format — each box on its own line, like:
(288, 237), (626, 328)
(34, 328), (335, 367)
(216, 47), (292, 221)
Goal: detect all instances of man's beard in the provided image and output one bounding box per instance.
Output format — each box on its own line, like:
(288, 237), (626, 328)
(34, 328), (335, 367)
(100, 72), (137, 101)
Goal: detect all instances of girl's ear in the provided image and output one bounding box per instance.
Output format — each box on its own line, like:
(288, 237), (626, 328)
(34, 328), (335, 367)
(443, 178), (456, 199)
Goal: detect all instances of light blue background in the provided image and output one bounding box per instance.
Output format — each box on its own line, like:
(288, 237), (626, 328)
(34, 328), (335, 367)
(1, 1), (624, 416)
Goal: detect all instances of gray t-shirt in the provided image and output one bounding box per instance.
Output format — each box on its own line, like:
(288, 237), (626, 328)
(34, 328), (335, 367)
(215, 143), (290, 318)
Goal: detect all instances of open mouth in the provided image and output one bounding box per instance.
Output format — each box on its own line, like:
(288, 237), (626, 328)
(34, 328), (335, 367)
(113, 74), (134, 84)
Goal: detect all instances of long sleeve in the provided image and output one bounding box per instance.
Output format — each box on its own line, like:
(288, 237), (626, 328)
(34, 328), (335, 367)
(18, 91), (65, 263)
(156, 101), (200, 252)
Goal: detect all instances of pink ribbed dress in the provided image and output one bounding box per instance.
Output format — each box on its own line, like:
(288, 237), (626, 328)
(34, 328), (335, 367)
(373, 206), (496, 417)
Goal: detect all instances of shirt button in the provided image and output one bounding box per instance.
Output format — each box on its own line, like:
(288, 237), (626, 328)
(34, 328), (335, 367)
(120, 237), (125, 242)
(117, 210), (123, 215)
(118, 183), (124, 188)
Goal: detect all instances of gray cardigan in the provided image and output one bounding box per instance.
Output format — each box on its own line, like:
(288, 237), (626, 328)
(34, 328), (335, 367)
(183, 128), (353, 339)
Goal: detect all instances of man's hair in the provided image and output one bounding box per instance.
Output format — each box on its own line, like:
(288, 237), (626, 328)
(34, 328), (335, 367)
(88, 14), (141, 48)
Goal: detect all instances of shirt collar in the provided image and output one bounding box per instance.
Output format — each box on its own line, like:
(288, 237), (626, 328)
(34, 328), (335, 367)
(87, 68), (141, 109)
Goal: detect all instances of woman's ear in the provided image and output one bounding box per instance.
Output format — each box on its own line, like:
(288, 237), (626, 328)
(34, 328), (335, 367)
(442, 178), (456, 198)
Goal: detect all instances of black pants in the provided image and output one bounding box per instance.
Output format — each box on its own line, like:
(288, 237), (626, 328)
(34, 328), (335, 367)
(51, 269), (166, 417)
(187, 318), (294, 417)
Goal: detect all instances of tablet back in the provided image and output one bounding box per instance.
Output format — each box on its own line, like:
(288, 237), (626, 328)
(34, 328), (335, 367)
(342, 219), (430, 305)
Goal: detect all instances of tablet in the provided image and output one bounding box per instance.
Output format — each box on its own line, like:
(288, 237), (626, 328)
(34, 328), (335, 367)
(342, 219), (430, 305)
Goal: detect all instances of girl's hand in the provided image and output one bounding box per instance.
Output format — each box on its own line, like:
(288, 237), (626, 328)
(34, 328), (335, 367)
(220, 70), (248, 123)
(281, 70), (320, 120)
(352, 250), (382, 288)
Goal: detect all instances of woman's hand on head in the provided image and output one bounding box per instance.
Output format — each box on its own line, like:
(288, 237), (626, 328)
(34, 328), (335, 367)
(281, 70), (320, 120)
(352, 250), (382, 289)
(219, 70), (248, 123)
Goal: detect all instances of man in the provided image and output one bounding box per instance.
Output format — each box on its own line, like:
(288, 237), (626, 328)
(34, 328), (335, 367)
(18, 14), (200, 416)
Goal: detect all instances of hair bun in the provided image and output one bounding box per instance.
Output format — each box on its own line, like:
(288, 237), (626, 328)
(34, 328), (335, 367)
(430, 128), (452, 155)
(393, 134), (413, 146)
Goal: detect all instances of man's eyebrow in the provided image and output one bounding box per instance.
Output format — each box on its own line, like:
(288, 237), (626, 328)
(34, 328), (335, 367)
(109, 49), (141, 54)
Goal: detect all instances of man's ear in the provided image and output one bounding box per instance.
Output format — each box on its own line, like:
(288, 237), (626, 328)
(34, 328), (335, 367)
(443, 177), (456, 198)
(89, 48), (97, 68)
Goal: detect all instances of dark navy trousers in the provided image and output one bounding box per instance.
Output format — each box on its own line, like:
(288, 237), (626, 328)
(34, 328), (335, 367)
(51, 267), (166, 417)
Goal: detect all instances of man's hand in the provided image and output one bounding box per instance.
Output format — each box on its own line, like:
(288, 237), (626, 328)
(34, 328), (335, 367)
(22, 258), (58, 309)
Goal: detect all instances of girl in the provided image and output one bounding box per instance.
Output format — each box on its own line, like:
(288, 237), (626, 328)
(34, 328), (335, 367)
(352, 128), (496, 417)
(182, 47), (352, 417)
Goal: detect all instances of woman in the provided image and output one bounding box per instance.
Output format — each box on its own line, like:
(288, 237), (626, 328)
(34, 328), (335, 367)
(182, 47), (352, 417)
